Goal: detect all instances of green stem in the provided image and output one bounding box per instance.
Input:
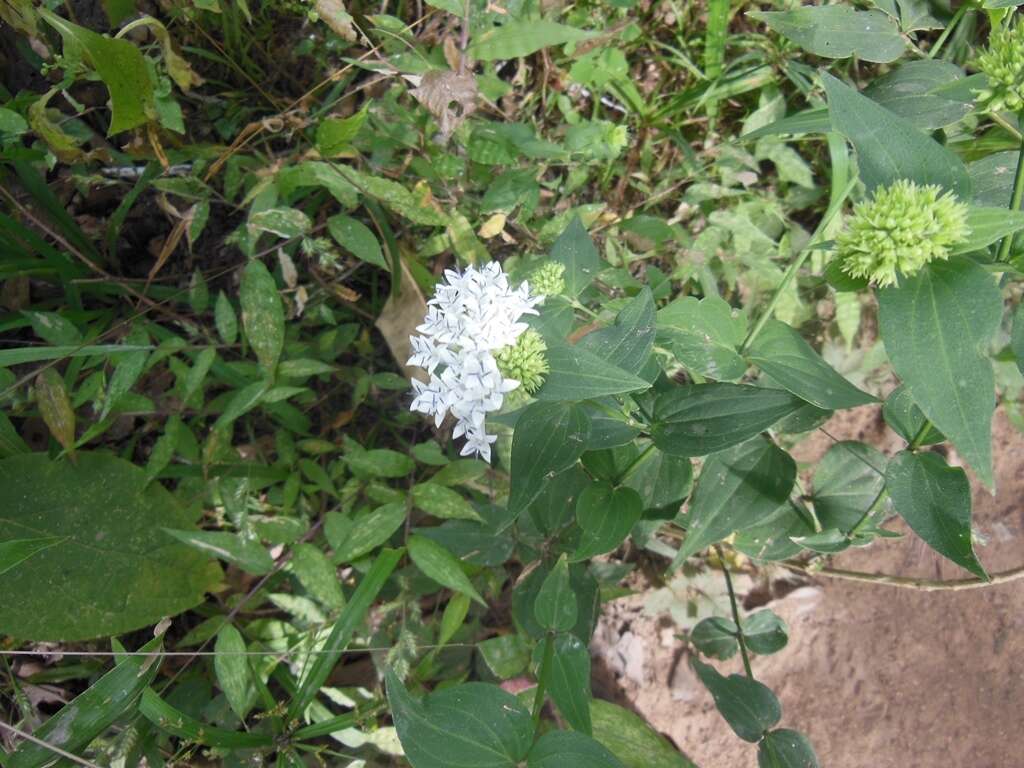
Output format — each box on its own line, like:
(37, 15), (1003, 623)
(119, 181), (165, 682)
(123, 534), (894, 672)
(740, 176), (857, 353)
(908, 419), (933, 451)
(616, 443), (656, 484)
(997, 118), (1024, 263)
(849, 487), (889, 537)
(717, 546), (753, 679)
(928, 3), (970, 60)
(531, 632), (555, 736)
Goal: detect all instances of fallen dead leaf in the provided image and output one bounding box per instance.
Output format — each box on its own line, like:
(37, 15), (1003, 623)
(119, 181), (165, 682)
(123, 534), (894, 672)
(375, 259), (428, 380)
(410, 69), (478, 140)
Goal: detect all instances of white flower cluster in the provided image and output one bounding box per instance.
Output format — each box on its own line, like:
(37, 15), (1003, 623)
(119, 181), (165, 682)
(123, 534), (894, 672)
(408, 262), (543, 461)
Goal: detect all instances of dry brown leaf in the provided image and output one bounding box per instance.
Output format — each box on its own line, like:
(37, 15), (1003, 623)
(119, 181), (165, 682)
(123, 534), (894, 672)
(316, 0), (357, 42)
(410, 69), (478, 140)
(375, 259), (427, 380)
(479, 213), (506, 239)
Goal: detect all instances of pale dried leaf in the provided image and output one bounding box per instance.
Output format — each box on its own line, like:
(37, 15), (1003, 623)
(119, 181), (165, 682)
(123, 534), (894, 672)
(479, 213), (506, 239)
(316, 0), (357, 42)
(375, 259), (428, 380)
(410, 69), (478, 140)
(35, 368), (75, 456)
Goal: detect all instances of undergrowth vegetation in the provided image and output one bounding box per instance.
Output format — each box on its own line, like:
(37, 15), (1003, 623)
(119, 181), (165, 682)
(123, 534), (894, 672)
(2, 0), (1024, 766)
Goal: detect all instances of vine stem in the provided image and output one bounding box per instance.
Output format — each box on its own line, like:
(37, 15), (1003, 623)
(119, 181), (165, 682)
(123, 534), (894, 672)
(782, 562), (1024, 591)
(849, 487), (889, 537)
(616, 443), (656, 484)
(716, 546), (754, 679)
(531, 632), (555, 735)
(740, 176), (858, 354)
(997, 114), (1024, 263)
(927, 3), (970, 60)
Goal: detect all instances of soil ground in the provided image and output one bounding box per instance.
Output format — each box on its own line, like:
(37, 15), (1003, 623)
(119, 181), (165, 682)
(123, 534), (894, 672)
(594, 406), (1024, 768)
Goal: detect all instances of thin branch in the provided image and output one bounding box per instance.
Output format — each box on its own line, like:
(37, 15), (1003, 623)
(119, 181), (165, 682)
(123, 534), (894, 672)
(782, 562), (1024, 592)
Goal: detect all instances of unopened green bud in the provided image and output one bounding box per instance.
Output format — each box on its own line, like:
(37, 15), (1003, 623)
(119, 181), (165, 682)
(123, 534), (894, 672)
(975, 21), (1024, 114)
(496, 329), (549, 394)
(529, 262), (566, 297)
(834, 180), (969, 288)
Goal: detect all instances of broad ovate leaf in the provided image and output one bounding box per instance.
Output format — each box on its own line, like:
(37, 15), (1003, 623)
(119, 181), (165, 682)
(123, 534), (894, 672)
(0, 453), (220, 641)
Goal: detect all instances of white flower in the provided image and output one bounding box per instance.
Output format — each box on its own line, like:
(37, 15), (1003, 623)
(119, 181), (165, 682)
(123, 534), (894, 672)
(407, 262), (543, 461)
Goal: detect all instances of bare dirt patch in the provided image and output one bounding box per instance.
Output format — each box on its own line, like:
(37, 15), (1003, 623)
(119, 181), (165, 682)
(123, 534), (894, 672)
(595, 407), (1024, 768)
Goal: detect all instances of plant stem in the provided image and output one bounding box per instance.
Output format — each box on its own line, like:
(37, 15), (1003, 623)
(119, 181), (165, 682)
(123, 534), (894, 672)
(849, 487), (889, 537)
(908, 419), (933, 450)
(928, 3), (969, 60)
(782, 562), (1024, 591)
(616, 443), (656, 484)
(716, 546), (754, 679)
(997, 117), (1024, 263)
(740, 176), (857, 353)
(531, 632), (555, 735)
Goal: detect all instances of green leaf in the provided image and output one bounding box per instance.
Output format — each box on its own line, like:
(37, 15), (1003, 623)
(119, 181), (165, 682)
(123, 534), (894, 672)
(535, 554), (577, 632)
(536, 342), (650, 401)
(622, 447), (693, 512)
(0, 537), (64, 577)
(749, 7), (905, 63)
(758, 729), (820, 768)
(671, 437), (796, 568)
(546, 634), (592, 734)
(877, 257), (1002, 487)
(0, 344), (152, 368)
(576, 288), (655, 371)
(0, 453), (220, 641)
(387, 672), (533, 768)
(743, 610), (789, 655)
(327, 213), (388, 270)
(215, 291), (238, 344)
(882, 384), (945, 445)
(214, 624), (255, 720)
(549, 217), (601, 298)
(0, 106), (28, 136)
(591, 700), (697, 768)
(746, 320), (876, 409)
(316, 105), (368, 157)
(479, 634), (531, 678)
(288, 548), (403, 718)
(691, 616), (739, 660)
(469, 20), (595, 61)
(327, 504), (406, 564)
(240, 260), (285, 372)
(34, 368), (75, 454)
(440, 592), (471, 645)
(651, 383), (805, 457)
(412, 482), (482, 521)
(509, 402), (590, 517)
(6, 636), (163, 768)
(39, 9), (154, 134)
(336, 166), (449, 226)
(164, 529), (274, 575)
(0, 412), (30, 458)
(822, 72), (971, 197)
(691, 658), (781, 743)
(346, 448), (415, 477)
(573, 483), (643, 560)
(885, 450), (987, 579)
(101, 325), (150, 419)
(952, 207), (1024, 254)
(139, 689), (274, 748)
(811, 441), (886, 530)
(527, 730), (625, 768)
(1014, 302), (1024, 376)
(248, 207), (311, 238)
(657, 296), (748, 381)
(408, 534), (486, 605)
(290, 542), (345, 609)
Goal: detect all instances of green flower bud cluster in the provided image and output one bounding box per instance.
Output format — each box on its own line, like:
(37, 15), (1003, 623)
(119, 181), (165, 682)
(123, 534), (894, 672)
(834, 180), (969, 288)
(495, 329), (549, 394)
(529, 262), (566, 297)
(975, 21), (1024, 114)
